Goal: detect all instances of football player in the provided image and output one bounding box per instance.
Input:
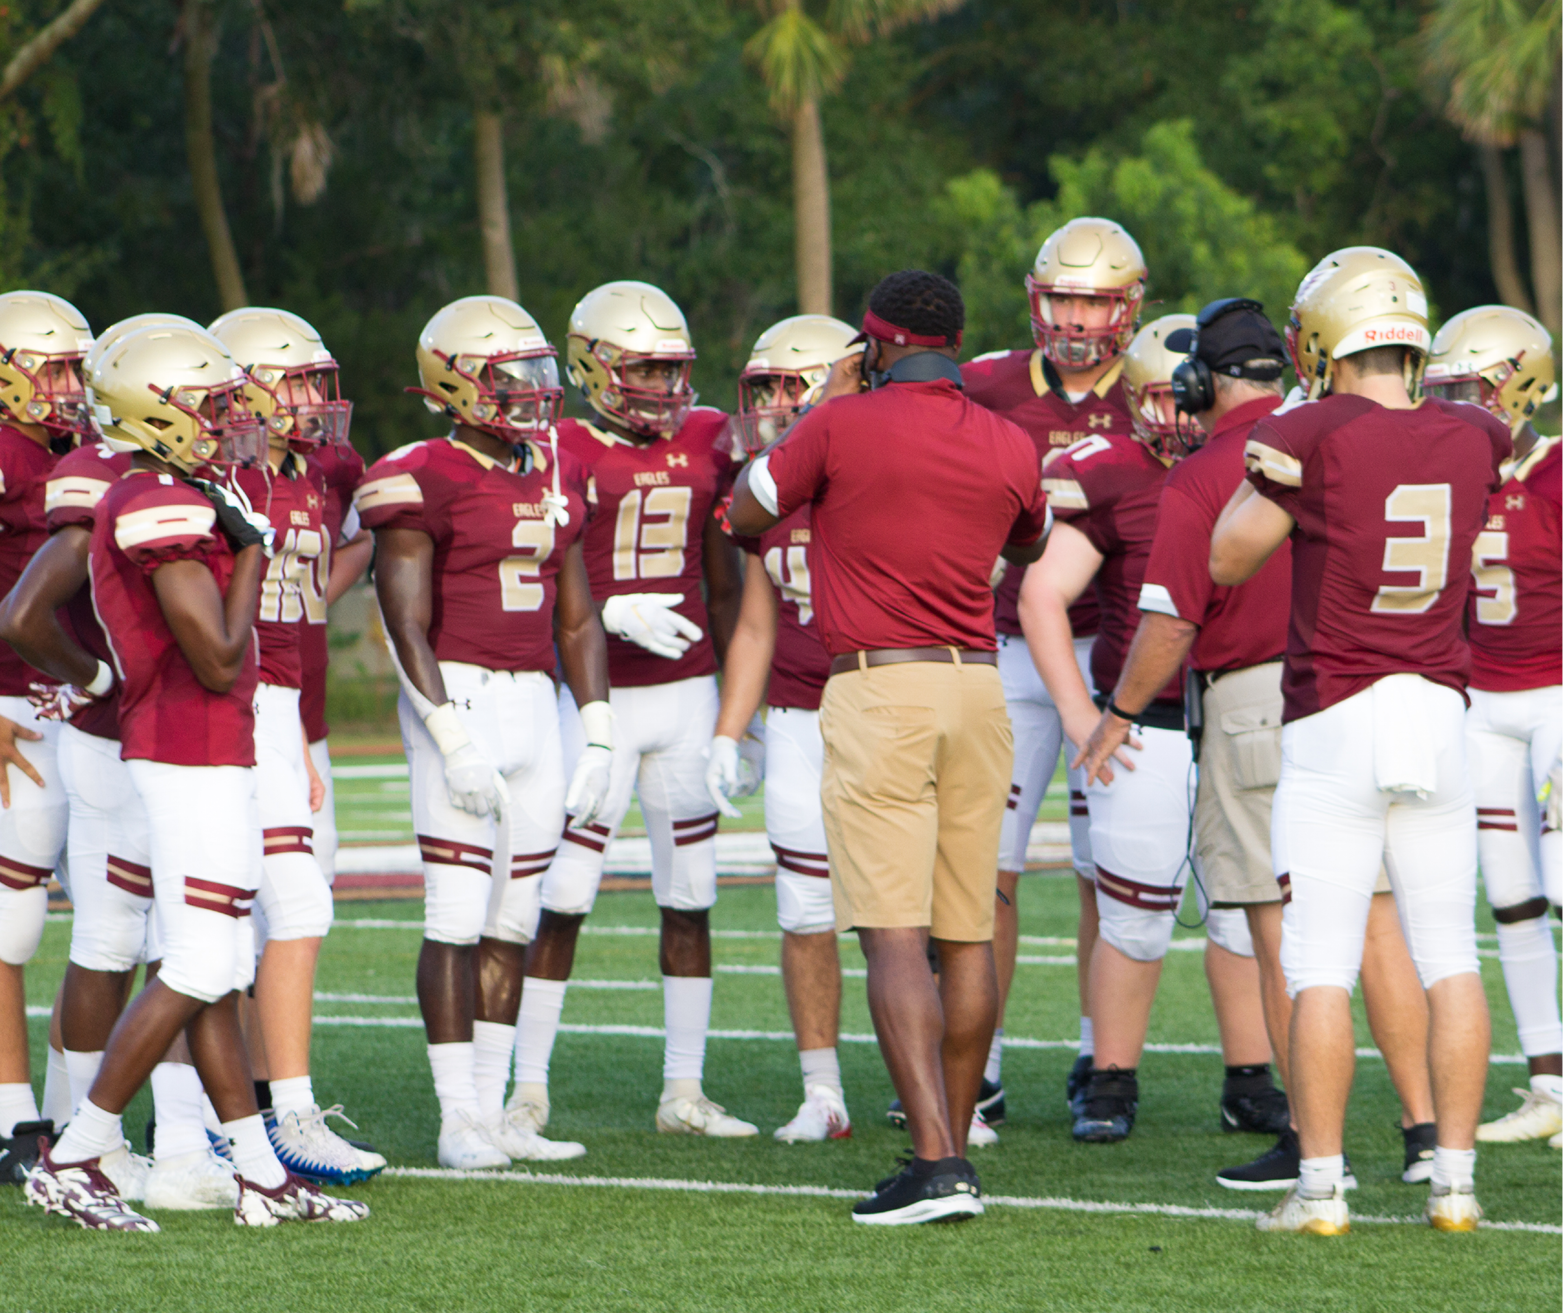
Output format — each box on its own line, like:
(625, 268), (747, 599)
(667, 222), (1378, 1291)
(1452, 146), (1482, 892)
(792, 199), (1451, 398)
(25, 323), (366, 1229)
(1019, 314), (1275, 1144)
(357, 295), (606, 1168)
(1424, 306), (1561, 1146)
(514, 281), (754, 1138)
(0, 292), (92, 1170)
(960, 218), (1134, 1117)
(210, 308), (384, 1186)
(705, 314), (859, 1143)
(1212, 248), (1509, 1235)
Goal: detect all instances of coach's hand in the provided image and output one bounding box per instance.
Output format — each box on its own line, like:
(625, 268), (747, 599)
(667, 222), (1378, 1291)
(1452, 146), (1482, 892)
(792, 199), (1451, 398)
(704, 736), (743, 819)
(601, 593), (702, 660)
(0, 713), (44, 809)
(1072, 708), (1143, 788)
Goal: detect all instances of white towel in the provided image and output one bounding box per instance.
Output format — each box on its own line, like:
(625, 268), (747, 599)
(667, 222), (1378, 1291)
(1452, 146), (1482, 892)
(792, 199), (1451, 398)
(1372, 673), (1437, 799)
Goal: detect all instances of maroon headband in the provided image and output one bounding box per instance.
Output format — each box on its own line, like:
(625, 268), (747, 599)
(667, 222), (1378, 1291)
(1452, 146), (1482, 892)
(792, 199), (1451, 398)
(855, 308), (962, 349)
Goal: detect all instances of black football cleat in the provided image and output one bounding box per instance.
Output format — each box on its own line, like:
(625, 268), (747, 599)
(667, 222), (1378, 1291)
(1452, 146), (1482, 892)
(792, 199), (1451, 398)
(1066, 1052), (1093, 1117)
(1401, 1121), (1436, 1184)
(852, 1155), (982, 1225)
(889, 1077), (1003, 1129)
(1072, 1068), (1138, 1143)
(0, 1120), (56, 1185)
(1220, 1067), (1290, 1135)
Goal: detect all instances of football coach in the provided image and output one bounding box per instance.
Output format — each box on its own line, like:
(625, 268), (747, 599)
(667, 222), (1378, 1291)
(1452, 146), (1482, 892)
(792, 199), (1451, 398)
(729, 270), (1050, 1225)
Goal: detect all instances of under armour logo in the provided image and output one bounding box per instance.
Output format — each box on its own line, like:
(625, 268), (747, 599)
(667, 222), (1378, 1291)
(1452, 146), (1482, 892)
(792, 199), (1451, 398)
(1506, 494), (1525, 510)
(307, 494), (321, 508)
(1087, 414), (1112, 429)
(666, 452), (689, 468)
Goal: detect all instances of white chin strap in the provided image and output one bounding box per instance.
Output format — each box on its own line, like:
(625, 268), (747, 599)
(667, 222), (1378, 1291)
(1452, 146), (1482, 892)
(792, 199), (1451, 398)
(540, 423), (570, 528)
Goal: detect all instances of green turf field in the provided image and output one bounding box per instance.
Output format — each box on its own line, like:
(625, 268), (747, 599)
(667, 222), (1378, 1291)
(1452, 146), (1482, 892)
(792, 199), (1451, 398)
(7, 872), (1559, 1312)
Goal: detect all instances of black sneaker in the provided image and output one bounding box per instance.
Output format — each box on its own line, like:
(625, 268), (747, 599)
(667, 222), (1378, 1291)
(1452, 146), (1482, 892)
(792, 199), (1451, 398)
(1066, 1052), (1093, 1116)
(852, 1155), (983, 1226)
(1221, 1068), (1290, 1134)
(1217, 1127), (1299, 1190)
(1072, 1068), (1138, 1143)
(0, 1120), (56, 1185)
(889, 1078), (1004, 1129)
(1400, 1121), (1436, 1184)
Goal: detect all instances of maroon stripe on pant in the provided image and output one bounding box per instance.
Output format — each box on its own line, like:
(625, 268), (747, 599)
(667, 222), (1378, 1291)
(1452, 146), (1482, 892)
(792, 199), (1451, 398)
(1094, 864), (1180, 912)
(1277, 872), (1292, 907)
(673, 812), (720, 832)
(106, 856), (153, 898)
(417, 833), (494, 872)
(184, 876), (254, 918)
(673, 823), (718, 847)
(0, 856), (52, 891)
(263, 825), (315, 856)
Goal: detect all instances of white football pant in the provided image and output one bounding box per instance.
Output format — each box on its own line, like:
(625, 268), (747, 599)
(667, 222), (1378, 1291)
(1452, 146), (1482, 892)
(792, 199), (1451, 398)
(764, 707), (832, 934)
(1274, 676), (1480, 998)
(542, 676), (719, 916)
(252, 683), (333, 945)
(1466, 684), (1562, 1057)
(0, 695), (66, 967)
(308, 738), (337, 884)
(401, 663), (564, 946)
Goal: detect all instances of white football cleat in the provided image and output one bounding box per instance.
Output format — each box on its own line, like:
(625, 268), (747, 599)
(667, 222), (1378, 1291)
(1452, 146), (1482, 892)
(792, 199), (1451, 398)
(233, 1172), (369, 1226)
(1475, 1087), (1562, 1143)
(503, 1087), (550, 1136)
(775, 1085), (852, 1143)
(967, 1110), (998, 1148)
(437, 1110), (511, 1169)
(97, 1142), (153, 1202)
(269, 1105), (385, 1185)
(1550, 1130), (1561, 1149)
(487, 1109), (586, 1161)
(144, 1149), (239, 1210)
(1256, 1184), (1350, 1235)
(23, 1145), (159, 1232)
(656, 1093), (759, 1137)
(1425, 1183), (1482, 1232)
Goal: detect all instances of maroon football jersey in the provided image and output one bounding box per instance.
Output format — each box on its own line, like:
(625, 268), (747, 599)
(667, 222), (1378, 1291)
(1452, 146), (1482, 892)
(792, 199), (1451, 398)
(963, 348), (1120, 639)
(90, 471), (258, 766)
(733, 505), (830, 712)
(558, 410), (735, 688)
(44, 442), (133, 741)
(1468, 435), (1561, 692)
(1141, 396), (1291, 674)
(355, 436), (590, 673)
(0, 425), (59, 697)
(230, 458), (325, 689)
(1045, 431), (1181, 707)
(300, 442), (366, 741)
(1245, 394), (1510, 722)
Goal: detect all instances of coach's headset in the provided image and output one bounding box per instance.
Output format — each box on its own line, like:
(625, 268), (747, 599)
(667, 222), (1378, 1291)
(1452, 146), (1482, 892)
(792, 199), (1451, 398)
(1169, 297), (1282, 415)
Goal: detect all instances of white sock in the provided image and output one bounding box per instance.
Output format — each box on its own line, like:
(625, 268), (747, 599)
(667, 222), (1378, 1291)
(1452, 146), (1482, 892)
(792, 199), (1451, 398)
(798, 1047), (842, 1097)
(1298, 1154), (1345, 1198)
(52, 1097), (123, 1164)
(1496, 918), (1563, 1058)
(427, 1042), (481, 1127)
(1532, 1073), (1563, 1103)
(0, 1081), (41, 1137)
(1431, 1145), (1476, 1191)
(472, 1021), (516, 1121)
(984, 1028), (1004, 1085)
(200, 1093), (223, 1137)
(63, 1049), (104, 1118)
(515, 979), (567, 1087)
(223, 1112), (286, 1188)
(662, 976), (713, 1082)
(41, 1045), (70, 1127)
(1079, 1016), (1094, 1057)
(268, 1075), (315, 1120)
(150, 1062), (210, 1162)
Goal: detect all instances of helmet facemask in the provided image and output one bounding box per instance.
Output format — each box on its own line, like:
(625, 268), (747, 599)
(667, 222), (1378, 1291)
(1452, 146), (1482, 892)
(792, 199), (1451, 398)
(160, 380), (267, 470)
(1127, 379), (1200, 461)
(1, 347), (91, 440)
(591, 346), (695, 439)
(735, 367), (825, 454)
(1026, 281), (1143, 369)
(418, 348), (563, 443)
(1424, 358), (1543, 434)
(247, 362), (354, 452)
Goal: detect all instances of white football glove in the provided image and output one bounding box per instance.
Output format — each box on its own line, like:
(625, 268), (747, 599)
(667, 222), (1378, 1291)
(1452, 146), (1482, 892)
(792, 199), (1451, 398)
(704, 736), (743, 819)
(27, 661), (113, 723)
(565, 699), (614, 828)
(424, 702), (508, 817)
(601, 593), (703, 660)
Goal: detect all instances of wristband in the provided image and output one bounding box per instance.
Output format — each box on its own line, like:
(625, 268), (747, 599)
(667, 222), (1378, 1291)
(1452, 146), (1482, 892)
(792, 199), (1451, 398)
(578, 700), (613, 751)
(423, 701), (474, 757)
(85, 660), (114, 698)
(1106, 699), (1143, 723)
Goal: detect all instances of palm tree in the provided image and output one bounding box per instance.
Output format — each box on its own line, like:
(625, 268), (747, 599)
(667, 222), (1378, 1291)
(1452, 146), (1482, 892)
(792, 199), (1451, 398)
(1423, 0), (1561, 334)
(745, 0), (964, 316)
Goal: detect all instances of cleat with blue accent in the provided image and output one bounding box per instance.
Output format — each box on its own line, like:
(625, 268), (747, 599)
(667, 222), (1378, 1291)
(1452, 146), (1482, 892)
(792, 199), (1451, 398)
(266, 1105), (384, 1186)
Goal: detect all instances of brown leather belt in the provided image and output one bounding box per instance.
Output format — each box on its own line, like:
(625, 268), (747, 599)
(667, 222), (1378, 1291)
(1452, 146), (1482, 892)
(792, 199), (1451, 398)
(827, 646), (999, 678)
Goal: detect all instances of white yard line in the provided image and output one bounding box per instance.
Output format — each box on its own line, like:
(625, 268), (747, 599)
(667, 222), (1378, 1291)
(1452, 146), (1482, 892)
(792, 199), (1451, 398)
(379, 1167), (1560, 1234)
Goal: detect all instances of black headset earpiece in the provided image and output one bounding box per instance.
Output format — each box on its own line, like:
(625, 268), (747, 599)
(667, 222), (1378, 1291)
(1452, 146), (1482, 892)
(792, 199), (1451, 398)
(1170, 297), (1267, 415)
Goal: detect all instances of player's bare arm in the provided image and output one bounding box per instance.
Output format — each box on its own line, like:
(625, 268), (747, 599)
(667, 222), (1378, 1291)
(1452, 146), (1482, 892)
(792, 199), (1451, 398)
(701, 512), (743, 665)
(1076, 611), (1197, 786)
(553, 539), (609, 710)
(372, 525), (446, 707)
(713, 553), (778, 741)
(150, 546), (266, 694)
(0, 525), (97, 687)
(1209, 482), (1294, 586)
(325, 529), (373, 606)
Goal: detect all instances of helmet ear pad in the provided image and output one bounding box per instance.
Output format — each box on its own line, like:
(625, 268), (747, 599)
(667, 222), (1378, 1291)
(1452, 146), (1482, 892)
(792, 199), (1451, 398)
(1171, 356), (1214, 415)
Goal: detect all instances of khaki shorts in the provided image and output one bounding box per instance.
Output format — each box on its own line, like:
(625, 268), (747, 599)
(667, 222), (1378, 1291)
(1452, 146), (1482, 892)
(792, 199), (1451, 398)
(1197, 662), (1389, 904)
(819, 659), (1011, 941)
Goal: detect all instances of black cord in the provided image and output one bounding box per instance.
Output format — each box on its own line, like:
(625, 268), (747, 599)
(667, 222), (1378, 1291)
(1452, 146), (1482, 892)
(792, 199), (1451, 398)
(1172, 752), (1209, 930)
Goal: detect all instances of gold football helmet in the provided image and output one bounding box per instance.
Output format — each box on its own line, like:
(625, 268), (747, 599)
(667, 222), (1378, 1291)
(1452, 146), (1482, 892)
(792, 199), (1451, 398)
(1026, 218), (1147, 369)
(0, 291), (94, 439)
(412, 295), (561, 442)
(566, 280), (696, 438)
(735, 314), (857, 454)
(88, 325), (263, 474)
(1424, 305), (1555, 435)
(1286, 247), (1429, 399)
(84, 314), (204, 381)
(1123, 314), (1198, 461)
(210, 307), (352, 450)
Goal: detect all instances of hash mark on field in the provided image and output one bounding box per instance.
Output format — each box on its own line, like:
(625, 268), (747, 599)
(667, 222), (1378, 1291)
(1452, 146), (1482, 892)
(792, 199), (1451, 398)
(380, 1168), (1561, 1234)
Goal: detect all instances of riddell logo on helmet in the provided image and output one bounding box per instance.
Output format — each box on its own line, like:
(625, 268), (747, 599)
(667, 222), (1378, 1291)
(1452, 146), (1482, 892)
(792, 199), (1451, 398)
(1362, 327), (1421, 343)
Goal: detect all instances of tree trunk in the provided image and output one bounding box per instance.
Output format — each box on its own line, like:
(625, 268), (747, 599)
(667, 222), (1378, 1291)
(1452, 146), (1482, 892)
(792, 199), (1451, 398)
(1518, 128), (1561, 336)
(183, 0), (247, 311)
(1478, 143), (1532, 316)
(792, 96), (832, 316)
(474, 109), (518, 301)
(0, 0), (108, 101)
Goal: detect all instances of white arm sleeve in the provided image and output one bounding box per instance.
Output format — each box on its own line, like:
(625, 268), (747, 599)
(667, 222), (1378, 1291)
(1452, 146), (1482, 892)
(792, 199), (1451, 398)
(748, 453), (780, 517)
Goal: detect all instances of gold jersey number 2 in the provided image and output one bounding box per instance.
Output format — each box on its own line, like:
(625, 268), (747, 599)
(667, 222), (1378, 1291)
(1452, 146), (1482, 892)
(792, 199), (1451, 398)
(500, 518), (556, 612)
(612, 486), (692, 581)
(1371, 483), (1452, 615)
